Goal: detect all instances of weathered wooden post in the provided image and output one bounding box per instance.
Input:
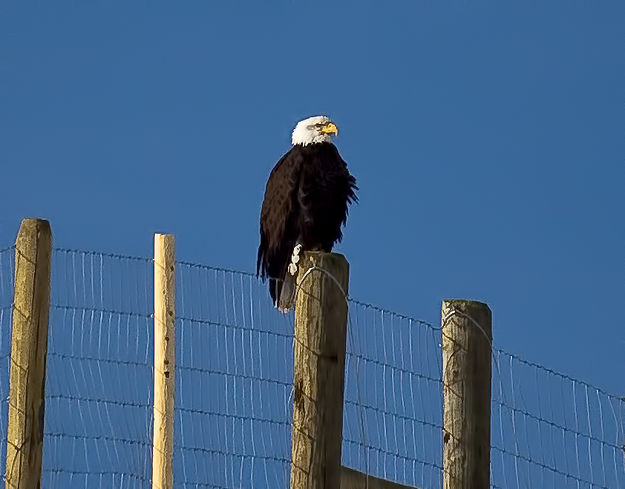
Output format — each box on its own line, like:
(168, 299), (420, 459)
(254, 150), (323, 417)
(153, 233), (176, 489)
(5, 218), (52, 489)
(441, 299), (492, 489)
(291, 251), (349, 489)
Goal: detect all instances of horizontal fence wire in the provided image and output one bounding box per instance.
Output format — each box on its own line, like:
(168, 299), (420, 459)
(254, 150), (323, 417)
(0, 245), (622, 488)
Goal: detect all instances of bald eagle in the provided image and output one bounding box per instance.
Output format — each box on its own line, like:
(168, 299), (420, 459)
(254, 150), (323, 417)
(257, 116), (357, 312)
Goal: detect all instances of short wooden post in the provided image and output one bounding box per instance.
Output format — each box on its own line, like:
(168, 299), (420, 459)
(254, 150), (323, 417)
(340, 466), (417, 489)
(291, 252), (349, 489)
(441, 299), (492, 489)
(5, 218), (52, 489)
(153, 234), (175, 489)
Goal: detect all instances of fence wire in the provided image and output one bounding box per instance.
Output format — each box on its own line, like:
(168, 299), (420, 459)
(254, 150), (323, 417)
(0, 245), (622, 488)
(491, 349), (624, 489)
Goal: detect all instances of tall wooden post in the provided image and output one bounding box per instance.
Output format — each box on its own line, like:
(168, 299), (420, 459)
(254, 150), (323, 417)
(441, 299), (492, 489)
(291, 252), (349, 489)
(5, 218), (52, 489)
(153, 234), (175, 489)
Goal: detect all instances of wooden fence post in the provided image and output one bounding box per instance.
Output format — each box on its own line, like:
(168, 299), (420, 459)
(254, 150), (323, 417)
(291, 251), (349, 489)
(5, 218), (52, 489)
(441, 299), (492, 489)
(153, 234), (175, 489)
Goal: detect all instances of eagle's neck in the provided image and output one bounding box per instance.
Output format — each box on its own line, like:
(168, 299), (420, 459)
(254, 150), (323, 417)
(291, 131), (333, 146)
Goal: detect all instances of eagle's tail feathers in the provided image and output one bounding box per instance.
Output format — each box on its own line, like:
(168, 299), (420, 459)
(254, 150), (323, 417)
(277, 274), (296, 313)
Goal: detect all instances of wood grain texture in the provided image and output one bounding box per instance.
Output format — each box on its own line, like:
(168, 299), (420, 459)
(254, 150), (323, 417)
(153, 234), (175, 489)
(441, 299), (492, 489)
(291, 252), (349, 489)
(6, 218), (52, 489)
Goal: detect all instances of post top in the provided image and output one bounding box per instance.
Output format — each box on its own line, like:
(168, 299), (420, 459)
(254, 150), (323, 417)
(302, 250), (345, 258)
(21, 217), (50, 224)
(17, 218), (52, 245)
(442, 299), (491, 311)
(300, 251), (349, 276)
(19, 218), (51, 231)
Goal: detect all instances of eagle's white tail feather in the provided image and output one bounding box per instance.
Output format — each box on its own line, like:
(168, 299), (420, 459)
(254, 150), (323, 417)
(277, 243), (302, 313)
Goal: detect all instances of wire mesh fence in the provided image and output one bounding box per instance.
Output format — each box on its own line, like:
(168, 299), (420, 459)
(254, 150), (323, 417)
(491, 349), (624, 488)
(0, 245), (623, 488)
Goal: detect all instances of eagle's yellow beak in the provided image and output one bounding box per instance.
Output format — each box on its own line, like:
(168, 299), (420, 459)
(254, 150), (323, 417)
(320, 122), (338, 135)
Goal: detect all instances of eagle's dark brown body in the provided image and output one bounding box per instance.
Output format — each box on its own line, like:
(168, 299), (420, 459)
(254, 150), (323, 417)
(257, 142), (357, 307)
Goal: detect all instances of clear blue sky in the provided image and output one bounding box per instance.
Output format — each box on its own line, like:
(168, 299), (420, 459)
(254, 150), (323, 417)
(1, 1), (623, 395)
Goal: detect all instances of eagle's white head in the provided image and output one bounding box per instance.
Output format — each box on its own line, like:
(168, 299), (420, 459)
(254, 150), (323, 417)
(291, 115), (339, 146)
